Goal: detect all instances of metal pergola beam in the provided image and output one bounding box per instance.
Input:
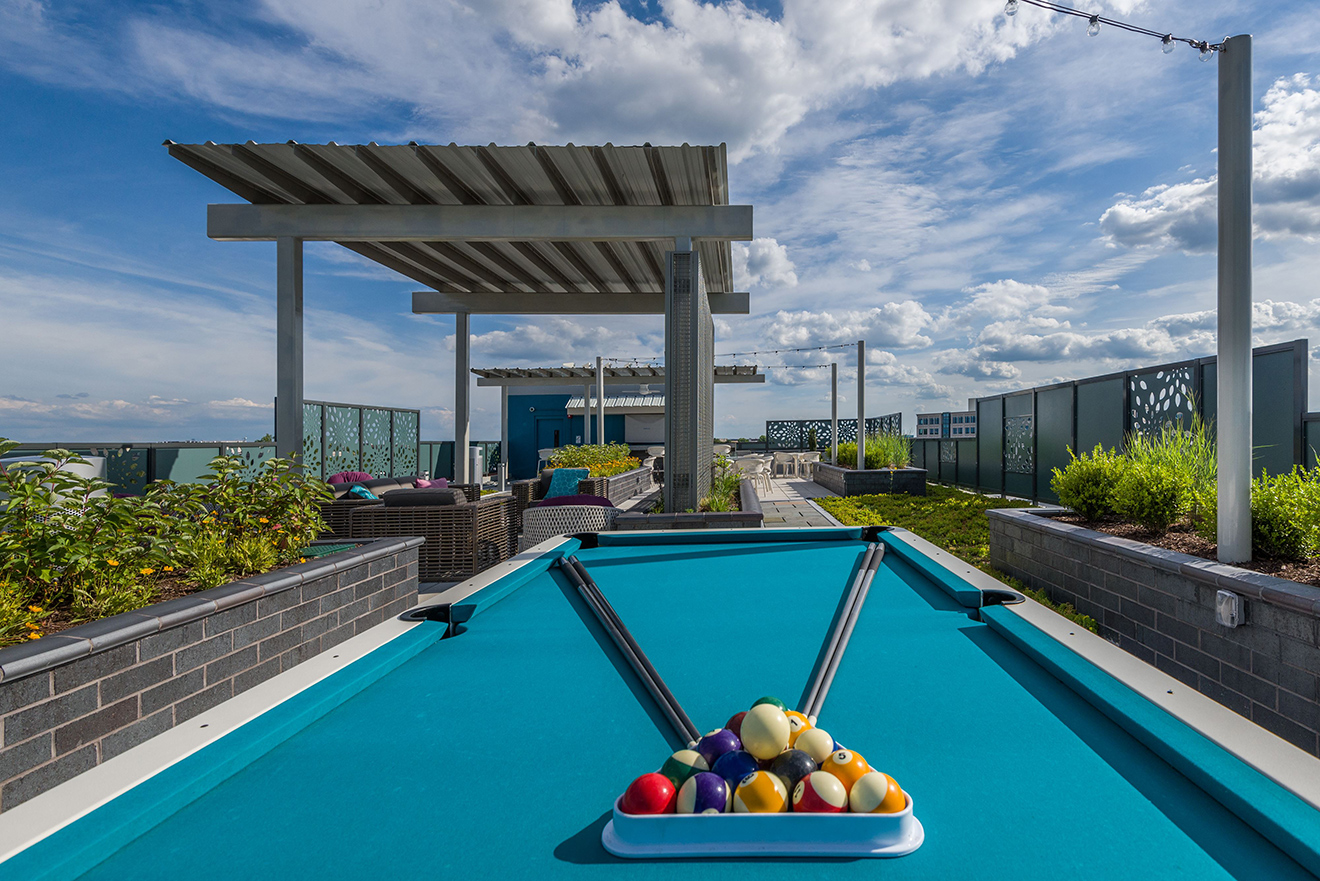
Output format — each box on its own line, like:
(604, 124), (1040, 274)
(412, 291), (750, 314)
(208, 204), (754, 242)
(475, 373), (764, 387)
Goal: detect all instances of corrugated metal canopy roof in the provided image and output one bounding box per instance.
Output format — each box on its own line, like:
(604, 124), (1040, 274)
(566, 394), (665, 412)
(167, 141), (735, 296)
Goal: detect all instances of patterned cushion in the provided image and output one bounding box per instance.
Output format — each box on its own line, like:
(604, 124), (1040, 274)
(328, 471), (373, 484)
(347, 485), (379, 500)
(545, 468), (590, 499)
(534, 494), (613, 509)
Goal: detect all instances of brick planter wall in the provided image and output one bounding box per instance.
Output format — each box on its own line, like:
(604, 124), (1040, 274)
(812, 463), (927, 496)
(988, 508), (1320, 756)
(0, 537), (423, 812)
(614, 479), (763, 530)
(579, 465), (654, 506)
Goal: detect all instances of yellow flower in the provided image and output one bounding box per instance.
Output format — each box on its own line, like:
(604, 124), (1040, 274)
(140, 567), (155, 576)
(107, 559), (120, 567)
(27, 605), (43, 614)
(25, 622), (40, 630)
(163, 566), (174, 573)
(258, 517), (269, 524)
(299, 557), (307, 563)
(27, 632), (42, 640)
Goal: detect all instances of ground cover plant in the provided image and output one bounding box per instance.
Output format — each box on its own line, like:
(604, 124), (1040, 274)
(0, 440), (331, 647)
(835, 433), (911, 470)
(817, 485), (1098, 633)
(549, 442), (640, 478)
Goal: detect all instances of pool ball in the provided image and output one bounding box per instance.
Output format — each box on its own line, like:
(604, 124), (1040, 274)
(751, 695), (788, 712)
(725, 711), (748, 740)
(658, 749), (709, 788)
(620, 772), (677, 814)
(821, 749), (871, 796)
(794, 727), (836, 764)
(739, 704), (791, 760)
(769, 748), (817, 792)
(784, 710), (813, 747)
(711, 749), (760, 786)
(849, 771), (907, 814)
(792, 770), (848, 813)
(732, 770), (788, 813)
(696, 728), (741, 767)
(677, 771), (731, 814)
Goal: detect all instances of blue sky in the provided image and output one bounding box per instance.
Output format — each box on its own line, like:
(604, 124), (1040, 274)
(2, 0), (1319, 443)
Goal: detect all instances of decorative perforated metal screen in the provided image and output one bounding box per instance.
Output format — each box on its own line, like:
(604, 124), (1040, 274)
(1129, 366), (1195, 436)
(393, 411), (420, 475)
(764, 413), (902, 449)
(302, 403), (323, 477)
(1004, 415), (1034, 474)
(362, 409), (392, 477)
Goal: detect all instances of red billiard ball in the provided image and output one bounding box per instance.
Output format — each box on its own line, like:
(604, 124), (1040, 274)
(792, 771), (848, 813)
(725, 711), (748, 740)
(620, 772), (677, 814)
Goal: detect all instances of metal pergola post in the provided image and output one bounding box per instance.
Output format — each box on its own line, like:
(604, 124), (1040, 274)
(831, 361), (839, 465)
(1217, 34), (1253, 563)
(275, 237), (303, 462)
(856, 340), (866, 470)
(596, 355), (606, 445)
(455, 311), (470, 484)
(499, 385), (509, 492)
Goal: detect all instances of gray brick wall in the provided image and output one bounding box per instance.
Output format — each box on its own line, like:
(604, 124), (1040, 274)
(0, 540), (420, 812)
(989, 509), (1320, 756)
(812, 464), (927, 497)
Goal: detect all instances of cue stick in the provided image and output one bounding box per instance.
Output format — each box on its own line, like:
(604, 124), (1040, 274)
(568, 556), (702, 744)
(798, 543), (877, 717)
(808, 543), (885, 724)
(556, 557), (693, 746)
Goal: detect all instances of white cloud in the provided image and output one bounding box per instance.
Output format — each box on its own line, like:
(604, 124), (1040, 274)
(1100, 74), (1320, 251)
(766, 303), (934, 350)
(734, 237), (799, 289)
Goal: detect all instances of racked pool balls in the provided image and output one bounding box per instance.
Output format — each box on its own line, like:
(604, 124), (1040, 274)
(732, 770), (788, 813)
(711, 749), (760, 786)
(695, 728), (741, 767)
(724, 711), (748, 740)
(769, 748), (817, 792)
(821, 748), (871, 795)
(620, 772), (677, 814)
(784, 710), (813, 747)
(658, 748), (709, 788)
(794, 727), (836, 764)
(792, 770), (848, 813)
(739, 704), (790, 760)
(677, 771), (731, 814)
(752, 695), (788, 712)
(849, 771), (907, 814)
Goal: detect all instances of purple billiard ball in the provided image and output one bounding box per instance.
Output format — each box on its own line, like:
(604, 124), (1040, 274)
(696, 728), (741, 767)
(676, 771), (731, 814)
(711, 749), (760, 786)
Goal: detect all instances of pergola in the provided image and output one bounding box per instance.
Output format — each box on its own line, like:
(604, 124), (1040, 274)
(169, 141), (752, 509)
(472, 364), (763, 488)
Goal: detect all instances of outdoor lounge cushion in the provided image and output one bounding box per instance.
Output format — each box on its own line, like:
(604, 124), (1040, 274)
(381, 487), (468, 507)
(414, 477), (448, 489)
(347, 486), (379, 500)
(533, 494), (612, 509)
(545, 468), (590, 500)
(328, 471), (373, 484)
(363, 478), (404, 494)
(537, 468), (557, 499)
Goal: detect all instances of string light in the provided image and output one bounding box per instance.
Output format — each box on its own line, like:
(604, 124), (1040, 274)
(1004, 0), (1223, 57)
(603, 342), (855, 364)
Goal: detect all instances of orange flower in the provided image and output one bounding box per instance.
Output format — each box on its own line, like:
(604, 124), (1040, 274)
(258, 517), (269, 524)
(163, 566), (174, 573)
(27, 632), (41, 640)
(107, 559), (120, 567)
(27, 605), (43, 614)
(140, 567), (155, 576)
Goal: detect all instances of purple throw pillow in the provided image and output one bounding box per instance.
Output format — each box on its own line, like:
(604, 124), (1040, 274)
(328, 471), (373, 484)
(414, 477), (449, 489)
(533, 494), (614, 508)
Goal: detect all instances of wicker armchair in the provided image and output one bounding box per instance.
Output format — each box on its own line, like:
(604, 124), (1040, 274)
(511, 466), (652, 524)
(318, 482), (479, 540)
(348, 493), (514, 582)
(520, 504), (622, 551)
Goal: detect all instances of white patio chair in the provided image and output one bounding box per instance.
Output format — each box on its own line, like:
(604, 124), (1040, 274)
(733, 456), (772, 496)
(800, 452), (821, 477)
(646, 446), (666, 459)
(713, 444), (732, 456)
(536, 448), (555, 471)
(771, 451), (796, 479)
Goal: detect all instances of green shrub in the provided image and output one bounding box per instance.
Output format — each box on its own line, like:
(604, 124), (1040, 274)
(836, 433), (910, 469)
(1124, 411), (1216, 523)
(1251, 467), (1320, 560)
(1051, 444), (1125, 520)
(699, 455), (742, 512)
(1110, 461), (1183, 532)
(549, 443), (632, 469)
(1, 583), (48, 646)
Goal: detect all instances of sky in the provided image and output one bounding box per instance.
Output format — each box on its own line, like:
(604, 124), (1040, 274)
(2, 0), (1319, 443)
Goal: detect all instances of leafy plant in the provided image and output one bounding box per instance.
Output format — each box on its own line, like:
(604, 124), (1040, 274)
(1124, 410), (1216, 526)
(550, 443), (633, 470)
(807, 427), (818, 451)
(1110, 460), (1183, 533)
(1051, 444), (1126, 521)
(836, 433), (911, 470)
(1251, 467), (1320, 560)
(698, 455), (742, 512)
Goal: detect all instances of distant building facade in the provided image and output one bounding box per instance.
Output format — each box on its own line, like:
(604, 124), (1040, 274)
(914, 406), (977, 439)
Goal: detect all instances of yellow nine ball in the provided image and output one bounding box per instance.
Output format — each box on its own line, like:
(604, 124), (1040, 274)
(849, 771), (907, 814)
(733, 770), (788, 813)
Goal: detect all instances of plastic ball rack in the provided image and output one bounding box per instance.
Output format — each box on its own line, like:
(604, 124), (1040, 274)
(601, 793), (925, 859)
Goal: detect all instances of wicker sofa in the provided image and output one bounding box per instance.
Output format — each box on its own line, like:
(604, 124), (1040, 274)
(347, 490), (514, 582)
(511, 465), (653, 524)
(318, 477), (479, 540)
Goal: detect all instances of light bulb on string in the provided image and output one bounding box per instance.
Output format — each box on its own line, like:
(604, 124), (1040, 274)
(1004, 0), (1018, 15)
(1161, 34), (1175, 54)
(1199, 42), (1214, 61)
(1086, 15), (1101, 36)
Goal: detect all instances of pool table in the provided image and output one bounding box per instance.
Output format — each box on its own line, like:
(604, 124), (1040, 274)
(3, 526), (1320, 880)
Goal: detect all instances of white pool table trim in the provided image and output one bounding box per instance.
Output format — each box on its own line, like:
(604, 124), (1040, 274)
(0, 614), (423, 864)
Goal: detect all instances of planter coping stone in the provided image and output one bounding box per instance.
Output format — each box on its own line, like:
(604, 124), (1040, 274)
(0, 536), (424, 685)
(990, 508), (1320, 617)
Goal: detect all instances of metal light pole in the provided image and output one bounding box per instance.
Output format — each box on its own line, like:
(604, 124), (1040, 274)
(831, 361), (839, 464)
(595, 355), (606, 446)
(1217, 34), (1253, 563)
(857, 340), (866, 469)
